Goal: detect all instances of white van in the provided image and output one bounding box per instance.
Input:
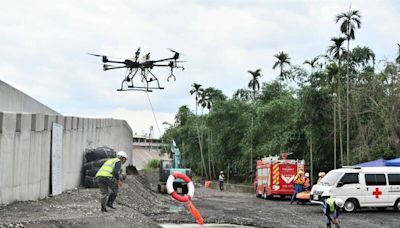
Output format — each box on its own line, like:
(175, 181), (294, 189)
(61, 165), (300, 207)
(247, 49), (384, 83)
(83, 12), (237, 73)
(310, 166), (400, 212)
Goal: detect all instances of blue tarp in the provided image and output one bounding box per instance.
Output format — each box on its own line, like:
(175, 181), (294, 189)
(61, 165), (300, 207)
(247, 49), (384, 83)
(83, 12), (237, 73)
(357, 159), (387, 167)
(385, 158), (400, 167)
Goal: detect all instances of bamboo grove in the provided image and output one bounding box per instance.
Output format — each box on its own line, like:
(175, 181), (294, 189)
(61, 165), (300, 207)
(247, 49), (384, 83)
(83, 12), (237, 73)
(162, 9), (400, 182)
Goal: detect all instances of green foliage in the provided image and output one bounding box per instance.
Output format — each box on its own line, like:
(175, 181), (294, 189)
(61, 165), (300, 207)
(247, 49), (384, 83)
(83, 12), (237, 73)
(163, 9), (400, 182)
(145, 158), (160, 170)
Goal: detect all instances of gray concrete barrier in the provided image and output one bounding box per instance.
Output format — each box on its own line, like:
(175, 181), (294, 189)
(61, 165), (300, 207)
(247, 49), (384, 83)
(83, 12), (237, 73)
(0, 111), (133, 205)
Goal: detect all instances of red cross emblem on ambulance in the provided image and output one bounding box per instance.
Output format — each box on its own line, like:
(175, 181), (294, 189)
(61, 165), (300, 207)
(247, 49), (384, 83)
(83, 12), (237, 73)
(372, 187), (382, 198)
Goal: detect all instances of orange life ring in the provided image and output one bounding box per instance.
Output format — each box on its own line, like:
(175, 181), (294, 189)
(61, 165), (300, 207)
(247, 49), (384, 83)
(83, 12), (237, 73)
(167, 172), (195, 202)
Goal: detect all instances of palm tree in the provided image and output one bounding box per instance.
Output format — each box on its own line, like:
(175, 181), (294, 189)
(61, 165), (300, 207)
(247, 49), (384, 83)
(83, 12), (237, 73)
(247, 69), (262, 100)
(327, 37), (346, 167)
(272, 52), (291, 80)
(303, 56), (320, 75)
(336, 9), (362, 165)
(190, 83), (208, 179)
(396, 43), (400, 64)
(303, 56), (319, 186)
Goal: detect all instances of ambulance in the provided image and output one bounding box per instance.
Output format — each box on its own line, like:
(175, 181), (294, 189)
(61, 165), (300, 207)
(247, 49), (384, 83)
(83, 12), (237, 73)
(310, 166), (400, 212)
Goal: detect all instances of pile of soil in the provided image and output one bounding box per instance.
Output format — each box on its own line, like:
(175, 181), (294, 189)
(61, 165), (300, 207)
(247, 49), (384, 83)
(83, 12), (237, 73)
(0, 172), (187, 228)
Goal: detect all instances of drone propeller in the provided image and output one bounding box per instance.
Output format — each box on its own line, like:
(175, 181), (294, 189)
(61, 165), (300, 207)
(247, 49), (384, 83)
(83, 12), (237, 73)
(88, 53), (108, 63)
(168, 48), (181, 59)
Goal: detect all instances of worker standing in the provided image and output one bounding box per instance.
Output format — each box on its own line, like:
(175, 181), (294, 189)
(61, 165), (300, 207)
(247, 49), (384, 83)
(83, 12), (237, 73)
(317, 172), (326, 184)
(322, 194), (344, 228)
(304, 172), (311, 191)
(219, 171), (225, 191)
(290, 170), (305, 204)
(96, 151), (128, 212)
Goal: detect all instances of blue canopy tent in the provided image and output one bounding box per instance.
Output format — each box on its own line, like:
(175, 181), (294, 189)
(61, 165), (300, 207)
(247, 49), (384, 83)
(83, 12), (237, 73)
(385, 157), (400, 167)
(357, 159), (387, 167)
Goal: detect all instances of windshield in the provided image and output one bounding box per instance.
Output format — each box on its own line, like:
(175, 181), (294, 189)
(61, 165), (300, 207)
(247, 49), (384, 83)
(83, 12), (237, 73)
(320, 172), (342, 186)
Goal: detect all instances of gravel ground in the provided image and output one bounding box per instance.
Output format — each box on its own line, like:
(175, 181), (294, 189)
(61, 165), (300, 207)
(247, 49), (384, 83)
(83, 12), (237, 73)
(1, 172), (399, 228)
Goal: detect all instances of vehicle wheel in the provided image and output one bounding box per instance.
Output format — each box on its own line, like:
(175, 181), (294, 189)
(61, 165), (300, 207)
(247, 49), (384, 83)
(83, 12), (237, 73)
(157, 184), (161, 193)
(343, 199), (358, 212)
(394, 199), (400, 212)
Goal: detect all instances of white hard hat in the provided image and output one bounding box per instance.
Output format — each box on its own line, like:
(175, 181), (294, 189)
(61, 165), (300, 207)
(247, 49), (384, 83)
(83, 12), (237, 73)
(117, 151), (128, 159)
(335, 198), (344, 208)
(305, 172), (310, 177)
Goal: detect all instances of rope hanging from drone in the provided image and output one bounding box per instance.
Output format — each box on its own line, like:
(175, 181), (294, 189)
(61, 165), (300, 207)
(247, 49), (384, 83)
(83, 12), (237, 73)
(89, 47), (184, 92)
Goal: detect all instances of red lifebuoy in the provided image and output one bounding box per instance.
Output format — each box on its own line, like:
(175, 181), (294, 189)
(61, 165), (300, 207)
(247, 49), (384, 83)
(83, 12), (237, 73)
(167, 172), (194, 202)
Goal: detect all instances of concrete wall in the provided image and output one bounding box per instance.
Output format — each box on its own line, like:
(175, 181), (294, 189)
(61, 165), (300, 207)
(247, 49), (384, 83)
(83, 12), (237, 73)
(0, 80), (59, 115)
(0, 112), (133, 205)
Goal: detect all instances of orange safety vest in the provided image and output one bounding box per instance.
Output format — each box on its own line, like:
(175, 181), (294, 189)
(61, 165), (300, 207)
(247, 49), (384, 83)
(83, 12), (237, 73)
(305, 178), (310, 188)
(294, 175), (305, 185)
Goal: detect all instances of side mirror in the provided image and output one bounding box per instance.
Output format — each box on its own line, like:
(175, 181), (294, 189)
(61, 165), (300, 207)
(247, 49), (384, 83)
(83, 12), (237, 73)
(336, 182), (344, 187)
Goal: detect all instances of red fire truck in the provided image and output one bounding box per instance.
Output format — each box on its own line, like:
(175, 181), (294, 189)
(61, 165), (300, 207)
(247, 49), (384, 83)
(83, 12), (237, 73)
(255, 155), (305, 199)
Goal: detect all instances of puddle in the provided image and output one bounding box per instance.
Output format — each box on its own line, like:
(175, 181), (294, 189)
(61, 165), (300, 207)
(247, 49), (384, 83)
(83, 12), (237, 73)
(167, 205), (185, 213)
(161, 224), (254, 228)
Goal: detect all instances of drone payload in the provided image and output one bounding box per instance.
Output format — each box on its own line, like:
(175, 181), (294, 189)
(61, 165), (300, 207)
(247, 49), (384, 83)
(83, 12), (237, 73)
(89, 47), (185, 92)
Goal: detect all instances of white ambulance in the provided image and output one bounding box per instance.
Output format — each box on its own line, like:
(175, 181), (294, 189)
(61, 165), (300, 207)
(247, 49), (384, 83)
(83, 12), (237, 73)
(310, 166), (400, 212)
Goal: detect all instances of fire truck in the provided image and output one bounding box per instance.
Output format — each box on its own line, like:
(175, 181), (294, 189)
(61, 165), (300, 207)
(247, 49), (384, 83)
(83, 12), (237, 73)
(255, 154), (305, 199)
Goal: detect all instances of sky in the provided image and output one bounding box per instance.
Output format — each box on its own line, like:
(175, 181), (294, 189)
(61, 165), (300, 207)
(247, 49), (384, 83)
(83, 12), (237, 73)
(1, 0), (399, 138)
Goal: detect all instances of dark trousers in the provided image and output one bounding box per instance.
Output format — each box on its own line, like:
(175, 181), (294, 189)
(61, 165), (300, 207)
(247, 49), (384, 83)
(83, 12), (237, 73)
(97, 176), (118, 208)
(219, 180), (224, 191)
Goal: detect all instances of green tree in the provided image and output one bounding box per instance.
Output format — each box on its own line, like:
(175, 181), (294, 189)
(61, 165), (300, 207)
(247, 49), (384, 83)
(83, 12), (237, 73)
(247, 69), (262, 100)
(190, 83), (208, 179)
(327, 37), (346, 167)
(273, 52), (291, 80)
(336, 9), (362, 165)
(303, 56), (320, 75)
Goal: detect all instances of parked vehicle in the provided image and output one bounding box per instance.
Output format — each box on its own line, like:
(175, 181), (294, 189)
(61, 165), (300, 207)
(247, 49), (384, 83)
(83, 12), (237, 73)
(255, 155), (306, 199)
(310, 166), (400, 212)
(158, 141), (192, 194)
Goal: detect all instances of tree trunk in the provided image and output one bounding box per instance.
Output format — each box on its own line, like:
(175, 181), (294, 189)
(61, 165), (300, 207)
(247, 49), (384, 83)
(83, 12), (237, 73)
(208, 129), (211, 180)
(338, 63), (344, 167)
(346, 39), (351, 166)
(334, 100), (337, 169)
(310, 133), (313, 188)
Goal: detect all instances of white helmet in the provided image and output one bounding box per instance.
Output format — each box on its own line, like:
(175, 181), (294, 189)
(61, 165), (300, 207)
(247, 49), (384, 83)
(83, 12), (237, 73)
(305, 172), (310, 178)
(117, 151), (128, 159)
(335, 198), (344, 208)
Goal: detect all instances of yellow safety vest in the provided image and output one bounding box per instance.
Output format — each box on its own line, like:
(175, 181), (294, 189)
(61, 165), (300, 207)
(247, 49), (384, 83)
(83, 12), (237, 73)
(326, 198), (336, 213)
(96, 158), (120, 177)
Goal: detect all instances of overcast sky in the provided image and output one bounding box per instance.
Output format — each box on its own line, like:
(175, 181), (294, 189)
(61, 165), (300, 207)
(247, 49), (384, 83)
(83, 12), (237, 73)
(1, 0), (399, 138)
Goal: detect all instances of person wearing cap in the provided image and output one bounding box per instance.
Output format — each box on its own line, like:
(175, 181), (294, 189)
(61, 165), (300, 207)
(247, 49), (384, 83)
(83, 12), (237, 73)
(290, 170), (305, 204)
(96, 151), (128, 212)
(218, 171), (225, 191)
(323, 195), (344, 228)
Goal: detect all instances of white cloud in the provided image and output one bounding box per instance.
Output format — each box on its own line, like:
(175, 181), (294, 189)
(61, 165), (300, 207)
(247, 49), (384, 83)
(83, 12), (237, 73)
(1, 0), (399, 137)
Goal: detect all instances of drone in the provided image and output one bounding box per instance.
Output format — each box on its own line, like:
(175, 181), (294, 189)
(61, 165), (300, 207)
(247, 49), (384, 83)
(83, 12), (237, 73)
(89, 48), (185, 92)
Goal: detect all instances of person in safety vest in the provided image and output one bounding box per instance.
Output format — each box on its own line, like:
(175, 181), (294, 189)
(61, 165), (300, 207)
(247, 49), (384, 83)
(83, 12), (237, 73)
(219, 171), (225, 191)
(304, 172), (311, 191)
(290, 170), (305, 204)
(96, 151), (128, 212)
(322, 194), (344, 228)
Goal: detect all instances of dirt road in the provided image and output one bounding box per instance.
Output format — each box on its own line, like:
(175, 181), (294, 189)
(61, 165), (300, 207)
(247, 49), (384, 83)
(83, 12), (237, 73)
(1, 172), (398, 228)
